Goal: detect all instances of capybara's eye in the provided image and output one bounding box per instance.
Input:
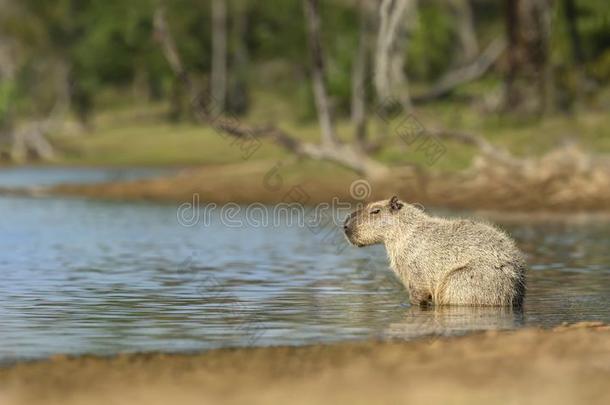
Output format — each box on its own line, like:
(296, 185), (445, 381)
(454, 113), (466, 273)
(370, 208), (381, 215)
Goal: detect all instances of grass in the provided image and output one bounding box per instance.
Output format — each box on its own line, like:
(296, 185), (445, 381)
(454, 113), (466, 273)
(47, 89), (610, 172)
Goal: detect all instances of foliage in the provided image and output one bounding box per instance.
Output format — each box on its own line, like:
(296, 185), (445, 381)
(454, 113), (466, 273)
(0, 0), (608, 124)
(407, 2), (456, 81)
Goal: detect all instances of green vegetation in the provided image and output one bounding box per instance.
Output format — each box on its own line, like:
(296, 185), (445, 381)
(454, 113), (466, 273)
(49, 91), (610, 171)
(1, 0), (609, 172)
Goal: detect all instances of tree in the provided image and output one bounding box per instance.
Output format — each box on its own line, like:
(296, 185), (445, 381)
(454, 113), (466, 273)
(351, 0), (373, 147)
(154, 0), (389, 178)
(375, 0), (417, 112)
(211, 0), (228, 112)
(449, 0), (479, 63)
(227, 0), (250, 115)
(0, 0), (61, 161)
(303, 0), (339, 148)
(504, 0), (554, 114)
(153, 0), (536, 180)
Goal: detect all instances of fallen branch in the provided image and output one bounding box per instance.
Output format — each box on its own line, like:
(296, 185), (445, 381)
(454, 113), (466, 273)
(430, 128), (521, 167)
(413, 38), (506, 103)
(13, 122), (56, 161)
(153, 2), (389, 178)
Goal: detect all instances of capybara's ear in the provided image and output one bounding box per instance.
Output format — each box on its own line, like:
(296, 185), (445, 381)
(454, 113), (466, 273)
(389, 196), (403, 211)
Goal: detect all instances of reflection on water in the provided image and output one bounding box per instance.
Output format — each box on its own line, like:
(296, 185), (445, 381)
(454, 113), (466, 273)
(383, 306), (525, 339)
(0, 169), (608, 361)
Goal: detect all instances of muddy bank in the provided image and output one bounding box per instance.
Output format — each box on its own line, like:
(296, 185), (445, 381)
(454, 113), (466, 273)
(1, 322), (609, 405)
(48, 155), (610, 212)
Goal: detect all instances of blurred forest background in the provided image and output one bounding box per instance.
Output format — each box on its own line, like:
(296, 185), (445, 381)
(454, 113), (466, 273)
(0, 0), (609, 183)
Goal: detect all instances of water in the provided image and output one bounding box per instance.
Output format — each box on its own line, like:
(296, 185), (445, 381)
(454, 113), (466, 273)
(0, 168), (609, 362)
(0, 166), (176, 188)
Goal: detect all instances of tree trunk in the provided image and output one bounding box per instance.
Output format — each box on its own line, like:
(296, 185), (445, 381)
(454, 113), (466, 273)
(351, 0), (371, 148)
(449, 0), (479, 63)
(375, 0), (416, 111)
(211, 0), (227, 112)
(503, 0), (553, 114)
(563, 0), (583, 65)
(154, 1), (389, 178)
(10, 123), (55, 162)
(563, 0), (584, 109)
(303, 0), (339, 147)
(0, 34), (58, 162)
(413, 38), (506, 102)
(227, 0), (249, 115)
(537, 0), (554, 114)
(0, 50), (16, 141)
(154, 5), (189, 119)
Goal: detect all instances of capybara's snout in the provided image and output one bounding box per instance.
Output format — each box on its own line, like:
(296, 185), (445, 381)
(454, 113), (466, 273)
(343, 211), (356, 236)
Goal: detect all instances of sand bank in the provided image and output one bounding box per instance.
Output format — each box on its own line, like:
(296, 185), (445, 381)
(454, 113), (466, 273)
(1, 322), (609, 405)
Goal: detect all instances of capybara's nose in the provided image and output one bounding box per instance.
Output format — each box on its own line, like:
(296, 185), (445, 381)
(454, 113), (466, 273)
(343, 215), (353, 234)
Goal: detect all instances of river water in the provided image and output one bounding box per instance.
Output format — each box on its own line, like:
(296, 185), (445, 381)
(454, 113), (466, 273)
(0, 167), (608, 362)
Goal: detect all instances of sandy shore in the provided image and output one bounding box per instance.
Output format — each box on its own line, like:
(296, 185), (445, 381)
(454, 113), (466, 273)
(1, 322), (609, 405)
(45, 159), (610, 212)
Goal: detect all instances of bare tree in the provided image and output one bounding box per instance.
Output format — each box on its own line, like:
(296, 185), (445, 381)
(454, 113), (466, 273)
(227, 0), (250, 115)
(211, 0), (228, 111)
(375, 0), (417, 111)
(449, 0), (479, 63)
(503, 0), (553, 114)
(351, 0), (371, 148)
(153, 0), (389, 178)
(0, 29), (58, 162)
(562, 0), (584, 108)
(303, 0), (339, 148)
(9, 58), (69, 162)
(563, 0), (583, 67)
(413, 38), (506, 102)
(153, 0), (529, 180)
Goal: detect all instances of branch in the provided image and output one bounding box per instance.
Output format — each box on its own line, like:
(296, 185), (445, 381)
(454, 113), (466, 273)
(153, 4), (304, 154)
(449, 0), (479, 62)
(10, 121), (56, 162)
(153, 2), (389, 178)
(153, 6), (187, 83)
(430, 128), (521, 167)
(413, 38), (506, 103)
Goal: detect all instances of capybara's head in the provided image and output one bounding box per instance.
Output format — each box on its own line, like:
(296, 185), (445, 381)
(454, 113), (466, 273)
(343, 196), (405, 247)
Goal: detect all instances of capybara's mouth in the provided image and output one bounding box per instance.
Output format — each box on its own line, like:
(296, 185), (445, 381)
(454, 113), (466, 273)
(344, 231), (364, 248)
